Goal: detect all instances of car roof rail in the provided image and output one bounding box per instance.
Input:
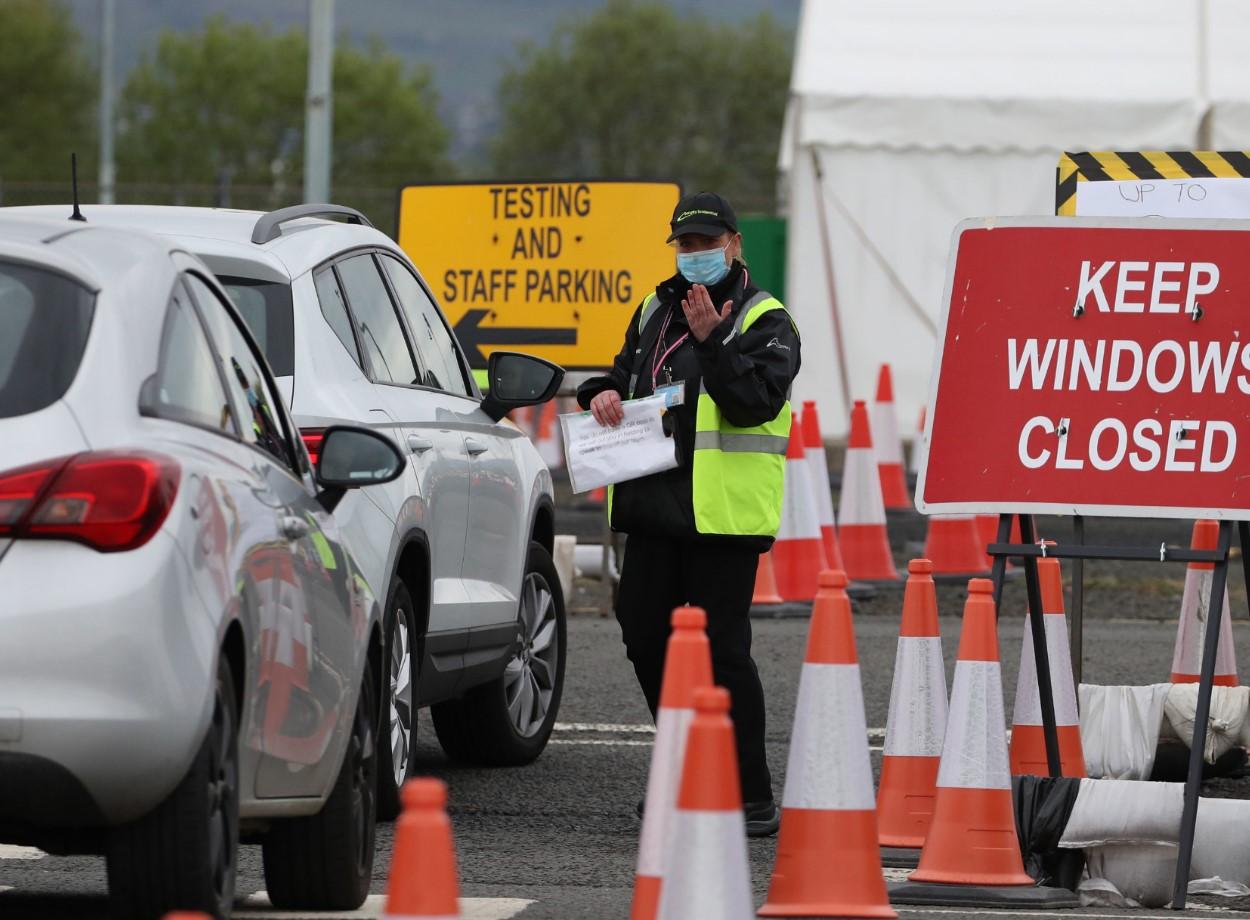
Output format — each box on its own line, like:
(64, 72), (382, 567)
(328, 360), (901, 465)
(250, 203), (373, 244)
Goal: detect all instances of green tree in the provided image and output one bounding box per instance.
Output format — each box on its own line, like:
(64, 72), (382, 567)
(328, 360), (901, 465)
(0, 0), (95, 185)
(118, 17), (450, 198)
(491, 1), (792, 213)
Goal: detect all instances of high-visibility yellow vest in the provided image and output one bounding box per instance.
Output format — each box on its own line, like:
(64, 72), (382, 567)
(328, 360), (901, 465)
(609, 290), (794, 537)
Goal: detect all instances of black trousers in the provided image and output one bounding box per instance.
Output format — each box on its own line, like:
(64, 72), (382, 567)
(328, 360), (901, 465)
(615, 534), (773, 803)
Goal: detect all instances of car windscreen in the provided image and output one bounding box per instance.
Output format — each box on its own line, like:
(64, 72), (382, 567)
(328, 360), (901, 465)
(217, 276), (295, 377)
(0, 261), (95, 419)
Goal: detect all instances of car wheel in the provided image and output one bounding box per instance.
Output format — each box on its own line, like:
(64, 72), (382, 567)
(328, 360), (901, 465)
(106, 656), (239, 920)
(431, 541), (566, 766)
(262, 653), (377, 910)
(377, 578), (417, 820)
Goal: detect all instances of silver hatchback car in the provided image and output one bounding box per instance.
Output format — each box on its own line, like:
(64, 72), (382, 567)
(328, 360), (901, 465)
(0, 215), (409, 919)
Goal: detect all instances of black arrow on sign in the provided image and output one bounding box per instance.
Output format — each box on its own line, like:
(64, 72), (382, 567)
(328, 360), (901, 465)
(454, 308), (578, 367)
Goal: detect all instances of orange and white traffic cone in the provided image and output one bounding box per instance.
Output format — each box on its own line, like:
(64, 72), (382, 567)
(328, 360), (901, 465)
(383, 778), (461, 920)
(800, 401), (844, 570)
(1172, 520), (1238, 687)
(976, 515), (1022, 569)
(872, 365), (910, 509)
(631, 607), (714, 920)
(534, 399), (564, 470)
(759, 570), (895, 919)
(775, 412), (828, 601)
(922, 515), (989, 579)
(838, 401), (899, 583)
(878, 560), (947, 868)
(891, 579), (1076, 908)
(752, 552), (785, 607)
(657, 686), (753, 920)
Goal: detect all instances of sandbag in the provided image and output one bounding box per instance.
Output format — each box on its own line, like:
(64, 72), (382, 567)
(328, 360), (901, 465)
(1081, 844), (1176, 908)
(1059, 778), (1182, 848)
(1078, 683), (1170, 780)
(1192, 797), (1250, 883)
(1164, 683), (1250, 764)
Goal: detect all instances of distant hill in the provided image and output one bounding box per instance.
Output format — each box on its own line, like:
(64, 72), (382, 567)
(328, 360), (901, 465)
(65, 0), (799, 164)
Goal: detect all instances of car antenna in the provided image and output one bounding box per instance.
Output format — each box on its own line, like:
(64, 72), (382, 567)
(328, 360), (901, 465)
(69, 153), (86, 222)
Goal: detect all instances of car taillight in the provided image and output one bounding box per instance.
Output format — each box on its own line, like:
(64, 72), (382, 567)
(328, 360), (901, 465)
(0, 452), (179, 552)
(301, 428), (326, 467)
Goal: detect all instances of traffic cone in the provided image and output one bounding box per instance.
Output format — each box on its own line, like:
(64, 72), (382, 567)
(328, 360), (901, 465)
(878, 560), (947, 867)
(631, 607), (714, 920)
(800, 401), (844, 570)
(759, 570), (896, 919)
(1171, 520), (1238, 687)
(534, 399), (564, 470)
(976, 515), (1023, 568)
(1010, 553), (1085, 777)
(922, 515), (989, 579)
(838, 401), (899, 582)
(656, 686), (753, 920)
(775, 412), (828, 601)
(872, 365), (910, 509)
(752, 551), (785, 607)
(891, 580), (1076, 909)
(383, 778), (460, 920)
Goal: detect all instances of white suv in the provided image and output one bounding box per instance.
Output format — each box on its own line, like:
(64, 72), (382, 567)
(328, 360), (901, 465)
(10, 204), (568, 818)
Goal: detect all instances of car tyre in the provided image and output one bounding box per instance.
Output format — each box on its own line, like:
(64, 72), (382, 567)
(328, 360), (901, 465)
(262, 653), (377, 910)
(106, 656), (239, 920)
(432, 541), (566, 766)
(377, 578), (417, 820)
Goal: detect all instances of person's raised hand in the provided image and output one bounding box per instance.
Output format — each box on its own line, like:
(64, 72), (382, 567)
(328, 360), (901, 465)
(681, 283), (732, 343)
(590, 389), (624, 427)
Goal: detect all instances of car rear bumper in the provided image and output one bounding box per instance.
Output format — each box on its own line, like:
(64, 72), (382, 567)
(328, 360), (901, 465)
(0, 532), (219, 828)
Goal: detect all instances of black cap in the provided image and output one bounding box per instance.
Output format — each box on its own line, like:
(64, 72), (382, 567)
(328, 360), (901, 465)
(666, 191), (738, 242)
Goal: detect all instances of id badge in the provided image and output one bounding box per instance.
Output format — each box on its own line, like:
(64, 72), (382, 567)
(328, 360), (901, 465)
(654, 383), (685, 408)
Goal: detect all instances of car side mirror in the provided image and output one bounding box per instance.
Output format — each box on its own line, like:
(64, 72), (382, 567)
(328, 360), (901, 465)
(479, 352), (565, 422)
(315, 425), (405, 511)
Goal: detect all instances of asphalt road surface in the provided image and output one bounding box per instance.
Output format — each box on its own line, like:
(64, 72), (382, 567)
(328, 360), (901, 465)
(7, 551), (1250, 919)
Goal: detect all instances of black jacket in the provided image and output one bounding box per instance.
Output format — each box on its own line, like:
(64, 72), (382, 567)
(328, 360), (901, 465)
(576, 261), (801, 549)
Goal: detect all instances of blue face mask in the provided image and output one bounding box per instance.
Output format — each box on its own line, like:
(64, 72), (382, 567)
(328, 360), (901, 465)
(677, 245), (730, 286)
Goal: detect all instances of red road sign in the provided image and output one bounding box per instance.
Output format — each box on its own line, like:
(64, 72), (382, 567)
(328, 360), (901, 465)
(917, 217), (1250, 520)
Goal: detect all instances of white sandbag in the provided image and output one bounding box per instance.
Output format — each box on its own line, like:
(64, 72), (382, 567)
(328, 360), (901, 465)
(1078, 683), (1171, 779)
(1060, 778), (1183, 848)
(1082, 844), (1176, 908)
(1165, 683), (1250, 764)
(1192, 797), (1250, 884)
(552, 535), (576, 602)
(1188, 877), (1250, 898)
(573, 543), (619, 583)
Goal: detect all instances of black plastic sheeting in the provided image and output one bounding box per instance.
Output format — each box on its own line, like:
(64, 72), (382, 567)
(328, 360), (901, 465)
(1012, 775), (1084, 890)
(1150, 742), (1248, 782)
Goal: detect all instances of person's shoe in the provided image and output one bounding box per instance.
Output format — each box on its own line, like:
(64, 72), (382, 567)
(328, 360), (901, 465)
(743, 799), (780, 837)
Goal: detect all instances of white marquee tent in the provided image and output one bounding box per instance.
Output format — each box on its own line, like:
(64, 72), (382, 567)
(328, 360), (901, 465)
(783, 0), (1250, 438)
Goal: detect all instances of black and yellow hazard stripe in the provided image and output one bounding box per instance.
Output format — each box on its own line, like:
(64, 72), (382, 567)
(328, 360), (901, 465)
(1056, 151), (1250, 215)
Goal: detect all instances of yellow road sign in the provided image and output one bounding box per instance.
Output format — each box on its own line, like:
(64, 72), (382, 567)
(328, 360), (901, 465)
(397, 180), (681, 370)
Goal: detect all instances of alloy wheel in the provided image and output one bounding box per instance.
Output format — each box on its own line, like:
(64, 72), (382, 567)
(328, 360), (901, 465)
(503, 571), (559, 737)
(387, 606), (413, 787)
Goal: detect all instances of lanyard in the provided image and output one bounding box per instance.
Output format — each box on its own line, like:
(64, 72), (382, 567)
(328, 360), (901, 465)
(651, 306), (689, 389)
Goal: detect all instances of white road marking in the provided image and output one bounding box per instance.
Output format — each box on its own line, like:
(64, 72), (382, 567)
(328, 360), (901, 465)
(235, 893), (532, 919)
(0, 886), (12, 894)
(554, 722), (654, 733)
(894, 908), (1230, 918)
(0, 845), (43, 860)
(550, 738), (652, 747)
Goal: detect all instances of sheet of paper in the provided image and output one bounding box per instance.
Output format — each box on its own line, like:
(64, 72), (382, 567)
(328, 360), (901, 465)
(559, 394), (679, 494)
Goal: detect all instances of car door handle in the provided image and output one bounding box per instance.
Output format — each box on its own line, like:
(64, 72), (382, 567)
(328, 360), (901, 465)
(465, 438), (489, 456)
(279, 516), (310, 541)
(407, 435), (434, 455)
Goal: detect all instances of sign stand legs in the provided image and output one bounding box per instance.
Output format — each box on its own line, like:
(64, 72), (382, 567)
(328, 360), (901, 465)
(1171, 520), (1236, 909)
(1017, 514), (1063, 779)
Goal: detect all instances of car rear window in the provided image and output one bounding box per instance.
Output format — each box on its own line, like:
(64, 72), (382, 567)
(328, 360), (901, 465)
(217, 276), (295, 377)
(0, 261), (95, 419)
